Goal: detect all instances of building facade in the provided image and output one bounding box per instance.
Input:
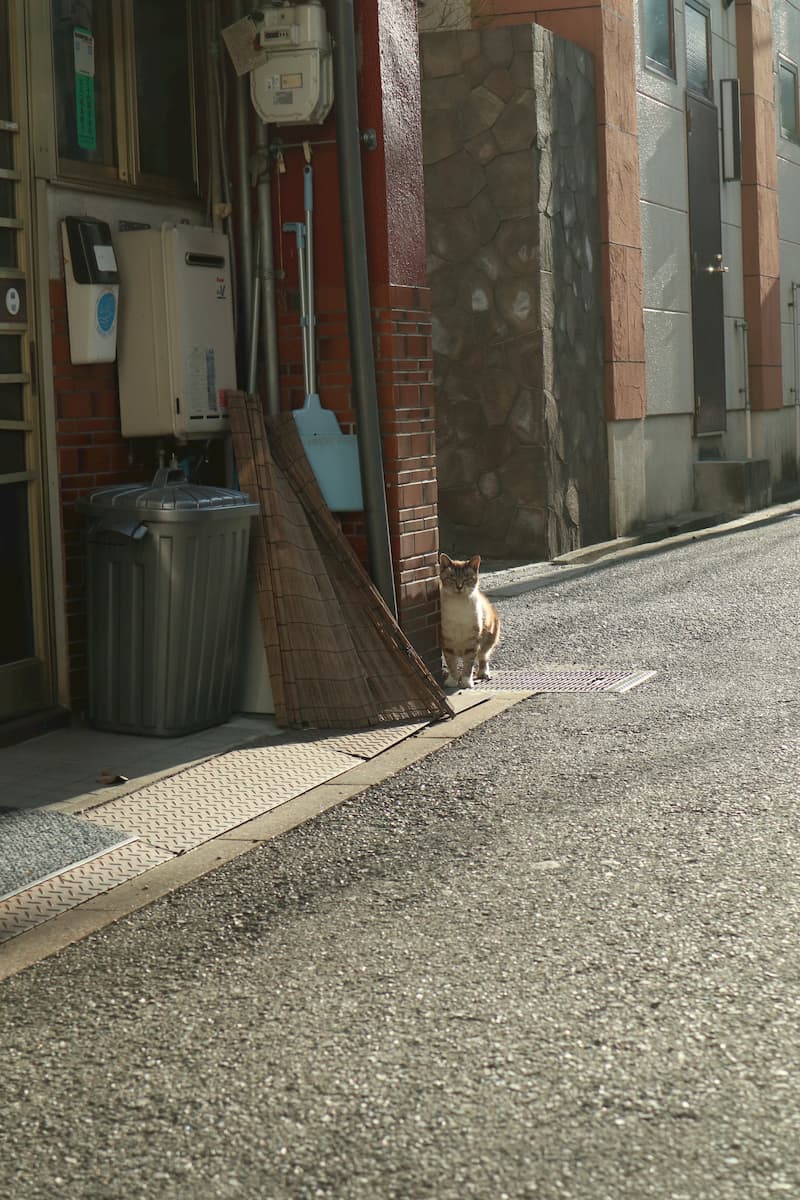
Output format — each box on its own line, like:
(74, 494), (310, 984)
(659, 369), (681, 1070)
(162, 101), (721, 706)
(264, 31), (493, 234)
(1, 0), (439, 739)
(423, 0), (800, 552)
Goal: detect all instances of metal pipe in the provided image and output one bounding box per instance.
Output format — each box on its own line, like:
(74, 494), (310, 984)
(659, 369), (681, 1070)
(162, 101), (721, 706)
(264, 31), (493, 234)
(247, 230), (262, 396)
(328, 0), (398, 618)
(255, 119), (282, 415)
(212, 5), (239, 363)
(303, 165), (317, 397)
(204, 0), (223, 234)
(234, 0), (253, 385)
(283, 222), (312, 394)
(735, 318), (751, 460)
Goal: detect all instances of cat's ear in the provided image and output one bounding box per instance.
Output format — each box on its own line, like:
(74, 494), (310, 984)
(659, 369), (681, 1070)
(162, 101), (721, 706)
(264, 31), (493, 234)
(439, 553), (452, 569)
(468, 555), (481, 571)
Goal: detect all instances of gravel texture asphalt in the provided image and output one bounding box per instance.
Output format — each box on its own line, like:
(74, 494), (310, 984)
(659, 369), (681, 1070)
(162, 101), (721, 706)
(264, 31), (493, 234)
(2, 516), (800, 1200)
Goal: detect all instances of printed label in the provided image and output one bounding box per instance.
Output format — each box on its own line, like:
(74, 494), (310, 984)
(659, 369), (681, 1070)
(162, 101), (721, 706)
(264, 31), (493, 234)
(74, 27), (96, 151)
(94, 244), (117, 273)
(206, 349), (217, 412)
(73, 28), (95, 77)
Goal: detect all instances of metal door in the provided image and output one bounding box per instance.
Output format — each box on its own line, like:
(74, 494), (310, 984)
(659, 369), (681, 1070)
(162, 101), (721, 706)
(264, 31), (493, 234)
(0, 1), (51, 722)
(686, 92), (727, 434)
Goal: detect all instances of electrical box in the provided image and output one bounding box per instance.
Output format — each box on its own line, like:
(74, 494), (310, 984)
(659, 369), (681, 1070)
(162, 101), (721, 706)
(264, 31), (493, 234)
(249, 3), (333, 124)
(61, 217), (119, 364)
(115, 225), (235, 441)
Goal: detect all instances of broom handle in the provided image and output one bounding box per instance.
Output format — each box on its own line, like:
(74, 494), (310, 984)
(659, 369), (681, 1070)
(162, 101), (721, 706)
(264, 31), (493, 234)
(304, 164), (317, 397)
(282, 220), (312, 397)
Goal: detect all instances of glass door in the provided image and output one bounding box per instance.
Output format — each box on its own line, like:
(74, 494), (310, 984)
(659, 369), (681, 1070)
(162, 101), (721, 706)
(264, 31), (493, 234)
(0, 0), (50, 721)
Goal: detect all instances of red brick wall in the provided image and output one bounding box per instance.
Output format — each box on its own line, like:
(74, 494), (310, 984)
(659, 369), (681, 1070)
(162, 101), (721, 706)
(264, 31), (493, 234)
(375, 284), (440, 670)
(50, 280), (145, 710)
(54, 270), (441, 710)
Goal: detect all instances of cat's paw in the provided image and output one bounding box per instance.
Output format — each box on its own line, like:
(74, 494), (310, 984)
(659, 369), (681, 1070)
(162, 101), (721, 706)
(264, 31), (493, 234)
(475, 667), (490, 681)
(443, 673), (460, 689)
(462, 675), (475, 689)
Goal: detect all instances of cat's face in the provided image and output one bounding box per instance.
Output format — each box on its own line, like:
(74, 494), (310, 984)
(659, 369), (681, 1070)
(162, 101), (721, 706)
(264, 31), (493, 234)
(439, 553), (481, 594)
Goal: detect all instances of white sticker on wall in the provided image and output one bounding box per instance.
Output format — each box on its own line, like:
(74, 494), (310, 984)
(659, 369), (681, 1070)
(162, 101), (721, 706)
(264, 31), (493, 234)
(73, 28), (95, 77)
(94, 244), (117, 273)
(187, 346), (213, 416)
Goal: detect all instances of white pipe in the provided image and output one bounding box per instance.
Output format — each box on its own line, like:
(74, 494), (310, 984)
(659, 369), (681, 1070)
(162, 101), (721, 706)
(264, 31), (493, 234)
(735, 318), (751, 460)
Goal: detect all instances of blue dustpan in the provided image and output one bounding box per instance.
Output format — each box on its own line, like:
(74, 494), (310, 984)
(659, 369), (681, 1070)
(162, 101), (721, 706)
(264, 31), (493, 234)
(294, 393), (363, 512)
(286, 165), (364, 513)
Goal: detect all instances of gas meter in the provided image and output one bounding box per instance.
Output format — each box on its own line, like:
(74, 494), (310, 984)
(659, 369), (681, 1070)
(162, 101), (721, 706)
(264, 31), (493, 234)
(222, 2), (333, 125)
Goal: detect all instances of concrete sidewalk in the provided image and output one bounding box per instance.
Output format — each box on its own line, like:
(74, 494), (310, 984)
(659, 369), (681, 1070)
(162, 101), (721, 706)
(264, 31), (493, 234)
(0, 690), (528, 979)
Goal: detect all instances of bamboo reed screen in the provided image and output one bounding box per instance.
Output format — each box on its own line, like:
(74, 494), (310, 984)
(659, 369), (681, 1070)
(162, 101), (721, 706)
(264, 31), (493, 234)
(228, 391), (452, 730)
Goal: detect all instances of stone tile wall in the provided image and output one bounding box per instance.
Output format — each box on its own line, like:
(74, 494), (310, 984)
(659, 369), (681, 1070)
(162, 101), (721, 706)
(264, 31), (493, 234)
(421, 23), (609, 558)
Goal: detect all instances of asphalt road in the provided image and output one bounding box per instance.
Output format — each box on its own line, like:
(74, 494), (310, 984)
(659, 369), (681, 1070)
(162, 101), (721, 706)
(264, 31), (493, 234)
(3, 516), (800, 1200)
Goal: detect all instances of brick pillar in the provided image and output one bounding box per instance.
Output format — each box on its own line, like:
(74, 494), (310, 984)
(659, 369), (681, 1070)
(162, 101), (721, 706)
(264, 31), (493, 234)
(275, 0), (441, 670)
(356, 0), (441, 668)
(736, 0), (782, 410)
(488, 0), (646, 422)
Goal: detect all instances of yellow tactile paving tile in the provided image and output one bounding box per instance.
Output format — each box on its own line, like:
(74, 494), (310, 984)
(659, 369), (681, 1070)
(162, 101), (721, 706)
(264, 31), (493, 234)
(0, 840), (174, 943)
(82, 742), (361, 853)
(312, 721), (427, 760)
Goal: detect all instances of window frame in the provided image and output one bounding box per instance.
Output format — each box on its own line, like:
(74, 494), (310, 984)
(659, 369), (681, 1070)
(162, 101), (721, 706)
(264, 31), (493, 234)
(51, 0), (200, 201)
(684, 0), (713, 100)
(643, 0), (677, 80)
(779, 56), (800, 143)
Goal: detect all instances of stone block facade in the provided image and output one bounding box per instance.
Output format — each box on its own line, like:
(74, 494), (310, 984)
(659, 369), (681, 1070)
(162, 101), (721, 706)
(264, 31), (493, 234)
(421, 23), (608, 559)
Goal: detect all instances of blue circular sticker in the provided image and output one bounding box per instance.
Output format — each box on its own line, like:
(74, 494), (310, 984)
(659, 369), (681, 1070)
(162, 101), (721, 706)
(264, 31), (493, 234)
(96, 290), (116, 335)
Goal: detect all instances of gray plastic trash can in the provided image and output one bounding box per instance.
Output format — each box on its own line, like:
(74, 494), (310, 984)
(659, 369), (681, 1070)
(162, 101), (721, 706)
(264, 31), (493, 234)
(79, 467), (259, 736)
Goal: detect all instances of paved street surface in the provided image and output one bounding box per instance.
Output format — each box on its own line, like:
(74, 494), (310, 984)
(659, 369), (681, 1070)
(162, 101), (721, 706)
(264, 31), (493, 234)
(3, 516), (800, 1200)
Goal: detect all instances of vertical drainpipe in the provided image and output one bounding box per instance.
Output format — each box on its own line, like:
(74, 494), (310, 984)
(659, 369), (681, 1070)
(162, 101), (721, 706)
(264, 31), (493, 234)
(792, 282), (800, 476)
(234, 0), (254, 386)
(255, 117), (282, 417)
(328, 0), (398, 619)
(736, 320), (752, 460)
(205, 1), (223, 235)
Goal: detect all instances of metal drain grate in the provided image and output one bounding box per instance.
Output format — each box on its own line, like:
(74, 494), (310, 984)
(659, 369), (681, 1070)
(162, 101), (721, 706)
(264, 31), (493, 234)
(474, 668), (656, 693)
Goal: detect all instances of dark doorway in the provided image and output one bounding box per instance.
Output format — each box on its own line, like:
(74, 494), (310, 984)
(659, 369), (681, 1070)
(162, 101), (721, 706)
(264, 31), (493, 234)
(686, 93), (727, 435)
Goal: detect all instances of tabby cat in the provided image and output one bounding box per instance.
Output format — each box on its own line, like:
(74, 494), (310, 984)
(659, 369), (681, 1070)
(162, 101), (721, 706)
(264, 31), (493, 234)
(438, 553), (500, 689)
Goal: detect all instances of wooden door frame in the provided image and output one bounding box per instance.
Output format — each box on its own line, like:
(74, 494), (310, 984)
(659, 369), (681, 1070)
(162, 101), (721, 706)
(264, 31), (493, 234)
(0, 0), (61, 720)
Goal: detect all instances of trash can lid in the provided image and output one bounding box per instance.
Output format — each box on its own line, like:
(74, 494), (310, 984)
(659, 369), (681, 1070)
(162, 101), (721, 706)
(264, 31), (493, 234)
(78, 467), (260, 523)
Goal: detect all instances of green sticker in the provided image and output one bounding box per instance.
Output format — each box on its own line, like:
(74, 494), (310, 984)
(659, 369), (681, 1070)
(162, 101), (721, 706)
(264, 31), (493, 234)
(75, 72), (96, 150)
(73, 27), (96, 152)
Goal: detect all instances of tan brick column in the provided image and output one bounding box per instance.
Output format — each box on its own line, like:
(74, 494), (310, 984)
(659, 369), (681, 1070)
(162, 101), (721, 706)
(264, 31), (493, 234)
(488, 0), (646, 421)
(736, 0), (782, 410)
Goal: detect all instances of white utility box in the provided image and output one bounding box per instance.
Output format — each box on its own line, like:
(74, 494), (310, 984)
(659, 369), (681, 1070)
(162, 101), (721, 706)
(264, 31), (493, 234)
(249, 2), (333, 124)
(116, 225), (235, 440)
(61, 217), (119, 364)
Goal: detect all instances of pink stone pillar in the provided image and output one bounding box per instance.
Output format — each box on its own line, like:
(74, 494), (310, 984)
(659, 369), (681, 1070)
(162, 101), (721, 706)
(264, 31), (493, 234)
(736, 0), (783, 411)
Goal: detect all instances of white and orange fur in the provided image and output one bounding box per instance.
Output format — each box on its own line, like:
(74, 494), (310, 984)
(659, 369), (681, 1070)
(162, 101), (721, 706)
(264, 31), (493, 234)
(438, 553), (500, 689)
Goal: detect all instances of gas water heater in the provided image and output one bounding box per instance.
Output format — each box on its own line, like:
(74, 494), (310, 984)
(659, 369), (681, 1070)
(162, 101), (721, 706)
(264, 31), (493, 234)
(116, 225), (236, 440)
